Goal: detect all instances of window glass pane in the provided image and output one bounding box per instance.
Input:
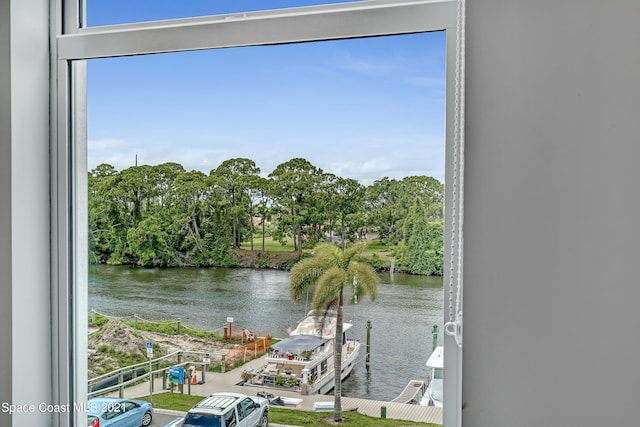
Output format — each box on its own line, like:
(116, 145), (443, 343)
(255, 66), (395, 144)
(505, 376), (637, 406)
(86, 32), (446, 410)
(86, 0), (364, 27)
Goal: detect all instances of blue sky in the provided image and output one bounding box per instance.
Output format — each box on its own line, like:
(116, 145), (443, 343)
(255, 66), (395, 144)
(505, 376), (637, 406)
(87, 1), (446, 185)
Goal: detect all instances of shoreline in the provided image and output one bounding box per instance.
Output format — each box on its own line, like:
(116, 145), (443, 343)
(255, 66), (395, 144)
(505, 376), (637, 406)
(90, 249), (442, 277)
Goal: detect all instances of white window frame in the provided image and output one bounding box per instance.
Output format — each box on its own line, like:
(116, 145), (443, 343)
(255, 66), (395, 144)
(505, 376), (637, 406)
(51, 1), (464, 425)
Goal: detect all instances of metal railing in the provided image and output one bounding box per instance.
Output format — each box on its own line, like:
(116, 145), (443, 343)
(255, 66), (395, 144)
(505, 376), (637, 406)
(88, 350), (223, 398)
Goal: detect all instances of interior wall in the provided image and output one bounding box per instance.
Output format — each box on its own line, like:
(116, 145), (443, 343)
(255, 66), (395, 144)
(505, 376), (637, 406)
(2, 0), (52, 425)
(0, 1), (14, 423)
(463, 1), (640, 426)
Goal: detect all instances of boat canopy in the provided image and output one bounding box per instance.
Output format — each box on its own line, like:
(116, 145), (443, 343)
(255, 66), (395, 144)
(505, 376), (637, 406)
(289, 315), (325, 336)
(289, 312), (353, 338)
(272, 334), (324, 354)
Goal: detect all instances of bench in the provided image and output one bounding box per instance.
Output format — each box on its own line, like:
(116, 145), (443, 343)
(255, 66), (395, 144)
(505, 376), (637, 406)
(313, 401), (334, 411)
(280, 397), (303, 408)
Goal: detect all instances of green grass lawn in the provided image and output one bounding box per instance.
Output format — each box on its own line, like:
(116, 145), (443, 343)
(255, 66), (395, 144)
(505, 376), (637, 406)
(140, 393), (203, 412)
(240, 236), (295, 252)
(359, 239), (395, 267)
(235, 235), (406, 272)
(240, 236), (396, 264)
(364, 239), (388, 251)
(268, 407), (439, 427)
(139, 393), (440, 426)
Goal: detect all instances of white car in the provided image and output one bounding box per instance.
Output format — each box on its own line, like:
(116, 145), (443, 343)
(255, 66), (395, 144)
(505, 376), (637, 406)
(168, 392), (269, 427)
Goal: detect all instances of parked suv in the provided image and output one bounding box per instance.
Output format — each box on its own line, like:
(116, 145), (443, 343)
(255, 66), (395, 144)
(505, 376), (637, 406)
(171, 392), (269, 427)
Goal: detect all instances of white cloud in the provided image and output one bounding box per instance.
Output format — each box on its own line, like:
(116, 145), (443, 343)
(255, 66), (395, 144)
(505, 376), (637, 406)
(88, 138), (137, 170)
(328, 152), (443, 186)
(88, 134), (444, 185)
(334, 52), (398, 76)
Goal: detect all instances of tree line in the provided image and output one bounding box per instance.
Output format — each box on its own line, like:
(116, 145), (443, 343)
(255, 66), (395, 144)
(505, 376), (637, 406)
(88, 157), (444, 275)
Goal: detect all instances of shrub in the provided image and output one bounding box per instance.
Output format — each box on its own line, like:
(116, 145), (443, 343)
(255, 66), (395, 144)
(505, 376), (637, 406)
(363, 253), (388, 271)
(285, 376), (297, 388)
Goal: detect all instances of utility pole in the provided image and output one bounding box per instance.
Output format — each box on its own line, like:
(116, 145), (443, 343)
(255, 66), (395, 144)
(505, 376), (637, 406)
(365, 320), (372, 371)
(432, 325), (439, 351)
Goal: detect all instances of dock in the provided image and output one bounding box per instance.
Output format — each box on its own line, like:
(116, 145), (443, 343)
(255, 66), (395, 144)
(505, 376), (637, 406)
(340, 395), (441, 424)
(105, 355), (442, 425)
(391, 379), (426, 404)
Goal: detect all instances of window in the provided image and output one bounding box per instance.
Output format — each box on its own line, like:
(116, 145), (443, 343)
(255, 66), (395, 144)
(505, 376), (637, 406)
(182, 412), (223, 427)
(53, 1), (464, 426)
(122, 401), (137, 412)
(84, 0), (364, 27)
(237, 398), (256, 421)
(224, 408), (237, 427)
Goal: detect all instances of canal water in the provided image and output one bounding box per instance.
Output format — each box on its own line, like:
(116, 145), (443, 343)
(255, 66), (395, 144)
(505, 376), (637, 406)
(88, 265), (443, 401)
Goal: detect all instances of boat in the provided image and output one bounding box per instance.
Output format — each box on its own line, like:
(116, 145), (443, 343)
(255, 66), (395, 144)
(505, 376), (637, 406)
(241, 309), (360, 395)
(420, 345), (444, 407)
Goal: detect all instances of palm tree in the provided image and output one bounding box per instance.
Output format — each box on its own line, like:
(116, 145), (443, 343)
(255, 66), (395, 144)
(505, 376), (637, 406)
(289, 241), (379, 422)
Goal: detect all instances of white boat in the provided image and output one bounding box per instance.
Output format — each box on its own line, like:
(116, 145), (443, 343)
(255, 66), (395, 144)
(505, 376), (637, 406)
(242, 310), (359, 395)
(420, 345), (444, 407)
